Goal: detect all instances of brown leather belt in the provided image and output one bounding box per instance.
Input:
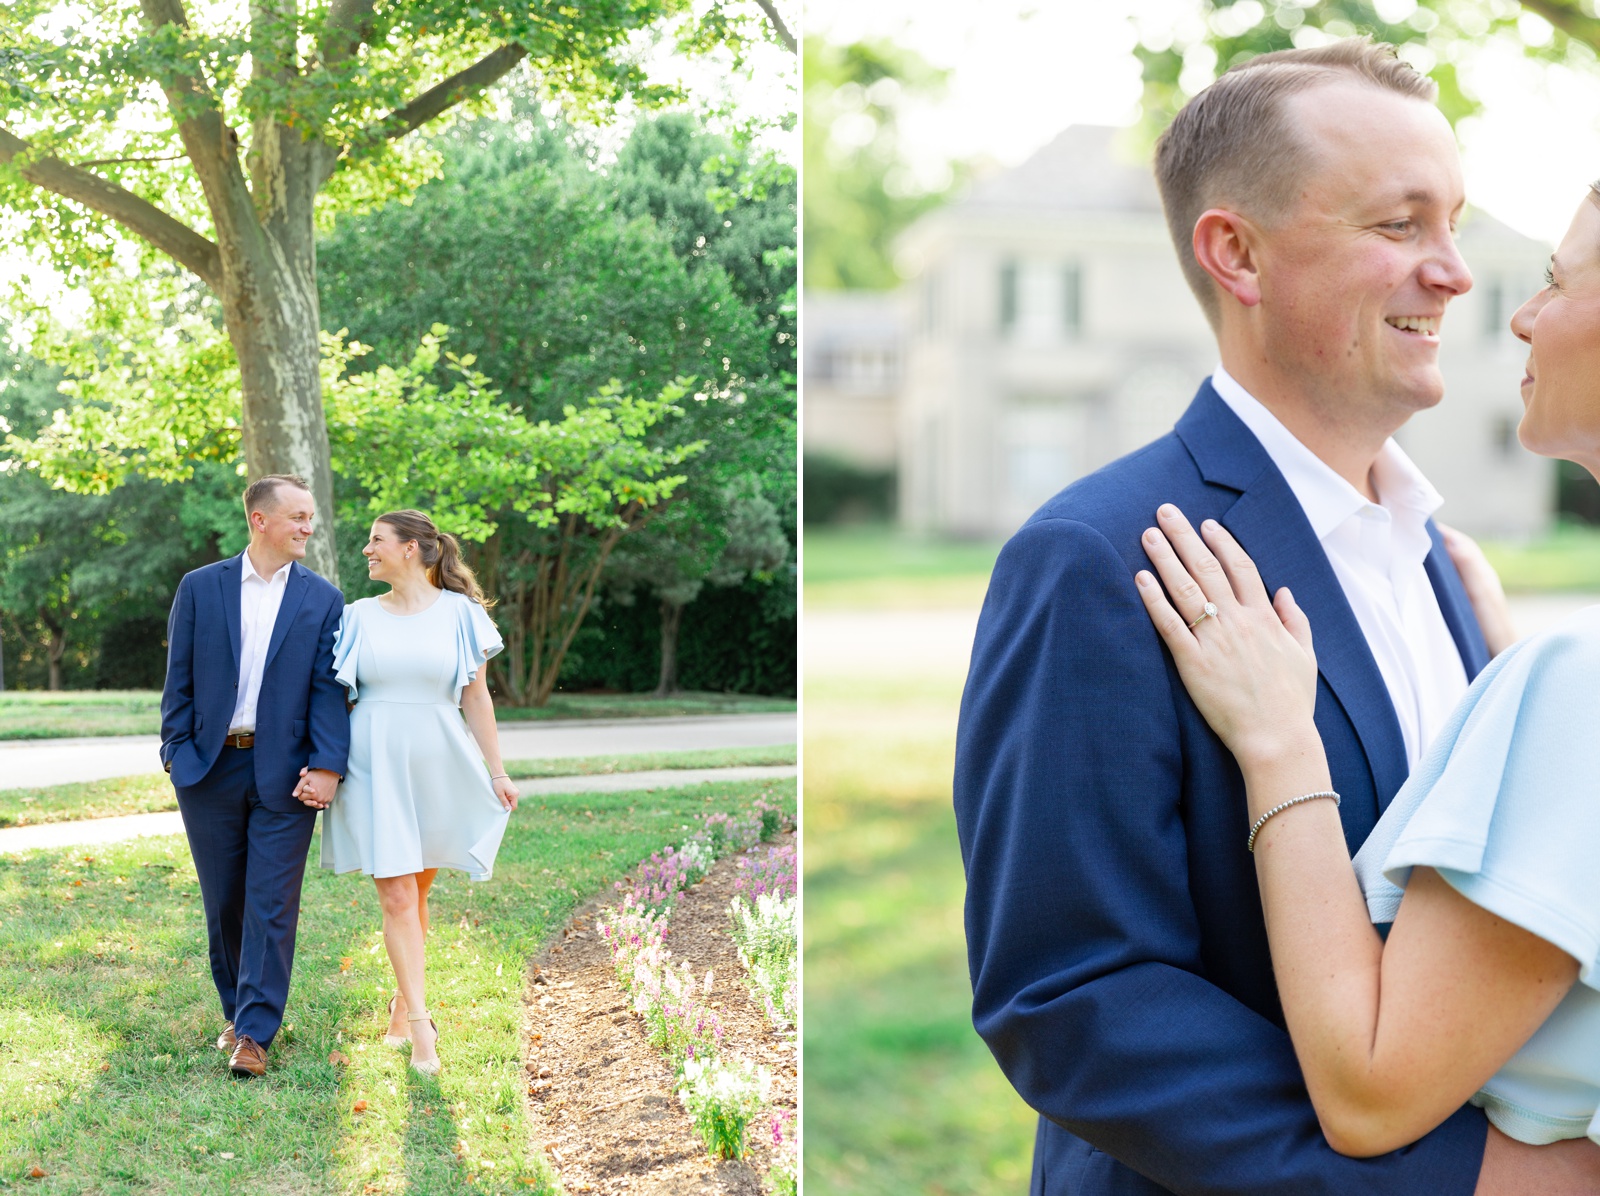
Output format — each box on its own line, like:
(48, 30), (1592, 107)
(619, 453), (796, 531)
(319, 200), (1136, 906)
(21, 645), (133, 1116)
(223, 733), (255, 749)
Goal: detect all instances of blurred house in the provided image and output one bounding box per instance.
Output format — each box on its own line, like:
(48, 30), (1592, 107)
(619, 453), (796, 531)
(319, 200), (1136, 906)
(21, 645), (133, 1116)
(863, 124), (1552, 540)
(802, 291), (904, 472)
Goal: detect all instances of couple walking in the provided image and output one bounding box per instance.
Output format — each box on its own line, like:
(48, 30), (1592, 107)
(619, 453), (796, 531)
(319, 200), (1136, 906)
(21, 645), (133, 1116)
(957, 37), (1600, 1193)
(159, 477), (519, 1079)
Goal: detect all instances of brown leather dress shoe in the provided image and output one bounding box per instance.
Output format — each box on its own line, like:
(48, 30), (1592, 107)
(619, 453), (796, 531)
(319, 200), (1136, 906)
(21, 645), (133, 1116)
(216, 1022), (236, 1053)
(229, 1035), (267, 1077)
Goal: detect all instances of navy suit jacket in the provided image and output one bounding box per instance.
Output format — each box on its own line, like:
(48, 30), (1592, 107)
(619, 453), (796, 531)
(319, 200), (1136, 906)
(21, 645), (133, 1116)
(953, 383), (1493, 1196)
(160, 554), (349, 811)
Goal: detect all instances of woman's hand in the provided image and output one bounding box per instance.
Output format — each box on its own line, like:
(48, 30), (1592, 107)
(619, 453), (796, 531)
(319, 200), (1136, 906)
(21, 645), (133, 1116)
(1135, 505), (1320, 771)
(493, 775), (519, 812)
(1439, 523), (1517, 657)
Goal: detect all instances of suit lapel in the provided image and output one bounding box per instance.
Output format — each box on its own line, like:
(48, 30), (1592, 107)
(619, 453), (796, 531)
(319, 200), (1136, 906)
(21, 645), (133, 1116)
(219, 555), (243, 673)
(1423, 523), (1491, 682)
(263, 562), (309, 675)
(1176, 384), (1410, 813)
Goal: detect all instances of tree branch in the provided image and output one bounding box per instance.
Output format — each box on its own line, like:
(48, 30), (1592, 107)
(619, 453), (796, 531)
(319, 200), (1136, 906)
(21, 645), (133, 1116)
(73, 153), (189, 169)
(0, 126), (222, 288)
(138, 0), (254, 241)
(752, 0), (796, 54)
(362, 42), (529, 147)
(1516, 0), (1600, 52)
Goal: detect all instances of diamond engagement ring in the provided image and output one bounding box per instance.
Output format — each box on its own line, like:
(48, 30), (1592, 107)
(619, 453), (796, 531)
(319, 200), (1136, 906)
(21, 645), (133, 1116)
(1187, 601), (1218, 630)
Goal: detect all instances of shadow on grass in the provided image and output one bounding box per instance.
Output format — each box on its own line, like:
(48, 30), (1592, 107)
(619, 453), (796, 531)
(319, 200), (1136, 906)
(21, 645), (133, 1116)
(0, 779), (792, 1194)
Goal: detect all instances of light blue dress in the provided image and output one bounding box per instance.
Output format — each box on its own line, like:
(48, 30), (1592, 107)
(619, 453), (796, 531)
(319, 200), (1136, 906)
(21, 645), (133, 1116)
(320, 589), (510, 882)
(1353, 604), (1600, 1145)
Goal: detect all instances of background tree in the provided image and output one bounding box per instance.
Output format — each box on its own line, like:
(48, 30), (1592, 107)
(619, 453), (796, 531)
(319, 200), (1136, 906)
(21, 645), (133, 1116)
(1137, 0), (1600, 134)
(0, 342), (241, 689)
(324, 329), (702, 707)
(0, 0), (699, 580)
(604, 473), (788, 695)
(319, 107), (795, 690)
(803, 36), (954, 290)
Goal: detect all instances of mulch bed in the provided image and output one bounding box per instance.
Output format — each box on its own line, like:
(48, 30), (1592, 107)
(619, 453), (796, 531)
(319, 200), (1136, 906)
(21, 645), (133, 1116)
(523, 831), (797, 1194)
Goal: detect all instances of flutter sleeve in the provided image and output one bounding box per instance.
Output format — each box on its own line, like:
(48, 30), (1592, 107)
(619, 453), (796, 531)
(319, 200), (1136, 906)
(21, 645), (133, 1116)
(1353, 606), (1600, 988)
(330, 602), (361, 701)
(452, 593), (504, 707)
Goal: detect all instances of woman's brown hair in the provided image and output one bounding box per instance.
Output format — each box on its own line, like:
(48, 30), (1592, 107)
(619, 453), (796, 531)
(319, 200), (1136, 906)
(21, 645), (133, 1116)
(375, 510), (494, 608)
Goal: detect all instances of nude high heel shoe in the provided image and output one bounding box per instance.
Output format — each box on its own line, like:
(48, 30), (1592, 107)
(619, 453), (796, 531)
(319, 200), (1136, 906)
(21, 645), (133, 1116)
(383, 993), (409, 1048)
(407, 1010), (441, 1077)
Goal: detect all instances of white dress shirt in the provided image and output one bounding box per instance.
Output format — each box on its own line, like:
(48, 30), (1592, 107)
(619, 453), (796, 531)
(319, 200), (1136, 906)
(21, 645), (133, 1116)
(1211, 365), (1468, 769)
(229, 551), (292, 735)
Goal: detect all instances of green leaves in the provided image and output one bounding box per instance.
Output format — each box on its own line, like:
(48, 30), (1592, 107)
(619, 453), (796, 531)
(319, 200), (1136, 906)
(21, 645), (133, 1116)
(323, 326), (702, 544)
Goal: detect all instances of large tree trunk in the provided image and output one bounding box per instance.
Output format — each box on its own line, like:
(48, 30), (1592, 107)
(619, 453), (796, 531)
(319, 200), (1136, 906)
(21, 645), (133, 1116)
(216, 110), (341, 584)
(222, 260), (339, 583)
(654, 598), (683, 697)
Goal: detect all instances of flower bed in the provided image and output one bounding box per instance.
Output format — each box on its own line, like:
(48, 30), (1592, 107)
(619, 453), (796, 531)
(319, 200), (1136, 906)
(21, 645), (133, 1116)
(598, 802), (798, 1187)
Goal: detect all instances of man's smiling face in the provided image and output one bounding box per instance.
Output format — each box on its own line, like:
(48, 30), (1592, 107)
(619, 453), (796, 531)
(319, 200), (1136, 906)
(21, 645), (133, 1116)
(251, 484), (315, 563)
(1250, 80), (1471, 434)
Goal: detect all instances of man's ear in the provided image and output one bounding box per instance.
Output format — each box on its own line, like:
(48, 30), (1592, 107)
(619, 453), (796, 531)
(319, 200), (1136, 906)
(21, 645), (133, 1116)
(1193, 208), (1263, 309)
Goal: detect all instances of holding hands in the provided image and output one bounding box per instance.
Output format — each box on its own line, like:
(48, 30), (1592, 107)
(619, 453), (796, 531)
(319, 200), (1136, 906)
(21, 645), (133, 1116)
(1134, 505), (1321, 777)
(294, 766), (340, 809)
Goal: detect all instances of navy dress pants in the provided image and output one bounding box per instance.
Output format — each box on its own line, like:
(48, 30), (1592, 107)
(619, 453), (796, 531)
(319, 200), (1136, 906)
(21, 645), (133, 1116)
(174, 747), (317, 1048)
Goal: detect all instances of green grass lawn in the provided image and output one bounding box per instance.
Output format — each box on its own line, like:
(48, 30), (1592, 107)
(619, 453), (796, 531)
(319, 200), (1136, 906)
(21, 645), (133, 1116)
(803, 525), (1001, 611)
(0, 692), (164, 741)
(0, 746), (797, 829)
(803, 674), (1034, 1194)
(0, 691), (794, 742)
(1480, 523), (1600, 592)
(0, 777), (794, 1194)
(502, 743), (794, 779)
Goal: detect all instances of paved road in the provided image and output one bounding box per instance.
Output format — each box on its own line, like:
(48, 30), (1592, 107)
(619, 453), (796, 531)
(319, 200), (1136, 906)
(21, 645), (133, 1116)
(0, 764), (797, 855)
(805, 593), (1600, 682)
(0, 713), (795, 792)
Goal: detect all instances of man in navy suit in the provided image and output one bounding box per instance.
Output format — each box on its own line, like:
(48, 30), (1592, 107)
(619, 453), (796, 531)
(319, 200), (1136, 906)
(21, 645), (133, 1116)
(954, 40), (1600, 1194)
(161, 474), (349, 1077)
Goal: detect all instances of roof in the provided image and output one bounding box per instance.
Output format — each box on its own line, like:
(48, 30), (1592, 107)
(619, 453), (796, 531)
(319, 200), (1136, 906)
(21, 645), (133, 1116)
(957, 125), (1162, 215)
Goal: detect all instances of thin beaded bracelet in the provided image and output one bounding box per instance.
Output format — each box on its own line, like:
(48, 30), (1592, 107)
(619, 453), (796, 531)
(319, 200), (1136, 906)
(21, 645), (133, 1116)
(1246, 790), (1340, 853)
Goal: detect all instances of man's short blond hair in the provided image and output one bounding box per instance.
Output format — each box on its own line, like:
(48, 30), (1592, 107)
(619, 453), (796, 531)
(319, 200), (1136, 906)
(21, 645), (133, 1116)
(1154, 37), (1437, 328)
(242, 474), (311, 519)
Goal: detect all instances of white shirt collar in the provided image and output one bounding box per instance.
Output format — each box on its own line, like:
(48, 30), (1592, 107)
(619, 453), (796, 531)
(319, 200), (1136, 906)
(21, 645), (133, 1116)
(1210, 364), (1443, 543)
(242, 550), (293, 585)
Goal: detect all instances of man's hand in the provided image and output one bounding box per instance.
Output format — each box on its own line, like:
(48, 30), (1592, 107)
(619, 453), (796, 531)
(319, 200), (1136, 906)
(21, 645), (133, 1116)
(293, 767), (339, 810)
(1476, 1124), (1600, 1195)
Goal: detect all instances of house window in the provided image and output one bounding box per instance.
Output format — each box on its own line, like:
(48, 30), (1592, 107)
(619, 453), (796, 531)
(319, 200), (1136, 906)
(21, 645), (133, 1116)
(1483, 277), (1504, 337)
(1492, 413), (1520, 459)
(1063, 265), (1082, 336)
(1001, 260), (1082, 342)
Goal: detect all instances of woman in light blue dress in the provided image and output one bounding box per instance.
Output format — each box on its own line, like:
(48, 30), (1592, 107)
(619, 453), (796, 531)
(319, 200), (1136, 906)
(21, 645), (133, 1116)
(319, 509), (519, 1075)
(1134, 186), (1600, 1159)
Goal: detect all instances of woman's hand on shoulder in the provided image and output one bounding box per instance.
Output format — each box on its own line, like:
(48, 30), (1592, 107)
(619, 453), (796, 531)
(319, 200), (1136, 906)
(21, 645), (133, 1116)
(1439, 523), (1517, 657)
(1135, 504), (1321, 768)
(493, 775), (519, 812)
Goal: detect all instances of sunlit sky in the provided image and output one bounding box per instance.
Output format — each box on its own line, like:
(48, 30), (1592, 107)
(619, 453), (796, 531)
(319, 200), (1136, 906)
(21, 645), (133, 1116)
(806, 0), (1600, 248)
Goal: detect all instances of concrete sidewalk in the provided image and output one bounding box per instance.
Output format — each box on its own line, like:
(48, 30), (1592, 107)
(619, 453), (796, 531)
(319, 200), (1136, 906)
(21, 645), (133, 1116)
(0, 712), (796, 792)
(0, 764), (796, 854)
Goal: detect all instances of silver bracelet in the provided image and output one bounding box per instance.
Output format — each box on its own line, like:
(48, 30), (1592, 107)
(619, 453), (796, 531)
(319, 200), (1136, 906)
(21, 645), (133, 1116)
(490, 773), (510, 781)
(1247, 790), (1340, 853)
